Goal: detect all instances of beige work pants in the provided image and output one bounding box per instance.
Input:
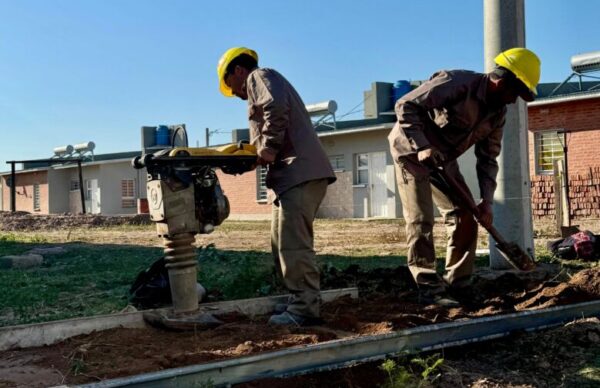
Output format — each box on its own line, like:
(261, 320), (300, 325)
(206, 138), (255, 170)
(271, 179), (328, 318)
(395, 157), (478, 292)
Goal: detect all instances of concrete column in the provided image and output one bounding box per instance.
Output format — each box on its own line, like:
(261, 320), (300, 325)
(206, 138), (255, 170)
(483, 0), (534, 269)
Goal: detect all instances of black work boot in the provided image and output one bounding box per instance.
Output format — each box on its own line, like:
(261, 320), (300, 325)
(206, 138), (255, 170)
(418, 289), (460, 307)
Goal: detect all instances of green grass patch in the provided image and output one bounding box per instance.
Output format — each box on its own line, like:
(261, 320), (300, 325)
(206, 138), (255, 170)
(198, 245), (278, 300)
(0, 241), (161, 326)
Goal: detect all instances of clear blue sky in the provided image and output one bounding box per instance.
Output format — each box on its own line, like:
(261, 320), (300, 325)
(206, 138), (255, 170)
(1, 0), (598, 170)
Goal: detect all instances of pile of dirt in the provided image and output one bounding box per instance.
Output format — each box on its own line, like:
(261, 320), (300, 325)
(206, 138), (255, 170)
(516, 268), (600, 310)
(1, 267), (599, 387)
(0, 211), (150, 231)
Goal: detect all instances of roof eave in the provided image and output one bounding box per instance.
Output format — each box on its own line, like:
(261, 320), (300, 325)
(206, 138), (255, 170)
(529, 92), (600, 107)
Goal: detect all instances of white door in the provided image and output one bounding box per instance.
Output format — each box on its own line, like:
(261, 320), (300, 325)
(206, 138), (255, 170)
(369, 152), (388, 217)
(86, 179), (101, 214)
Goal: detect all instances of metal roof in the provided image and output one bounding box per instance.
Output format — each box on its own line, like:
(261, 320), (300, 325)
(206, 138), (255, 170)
(528, 89), (600, 106)
(317, 122), (394, 137)
(0, 151), (141, 176)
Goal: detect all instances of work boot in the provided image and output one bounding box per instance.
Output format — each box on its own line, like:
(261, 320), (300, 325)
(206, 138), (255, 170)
(447, 276), (473, 290)
(268, 311), (322, 327)
(432, 294), (460, 307)
(273, 303), (288, 314)
(418, 291), (460, 307)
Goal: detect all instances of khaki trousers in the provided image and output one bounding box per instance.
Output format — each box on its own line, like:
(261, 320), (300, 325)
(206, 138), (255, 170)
(395, 157), (478, 291)
(271, 179), (328, 318)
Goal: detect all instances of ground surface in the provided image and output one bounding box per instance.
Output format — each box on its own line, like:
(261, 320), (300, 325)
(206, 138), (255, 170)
(0, 213), (599, 387)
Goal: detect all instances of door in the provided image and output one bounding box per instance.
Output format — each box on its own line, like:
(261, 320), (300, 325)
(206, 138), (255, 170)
(369, 152), (388, 217)
(86, 179), (101, 214)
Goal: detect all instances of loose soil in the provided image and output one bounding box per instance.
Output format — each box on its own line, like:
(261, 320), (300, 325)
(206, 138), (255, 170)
(1, 266), (599, 387)
(0, 211), (151, 232)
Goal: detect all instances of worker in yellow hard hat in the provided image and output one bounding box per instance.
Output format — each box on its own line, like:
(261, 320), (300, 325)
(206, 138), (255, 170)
(217, 47), (336, 326)
(387, 47), (540, 306)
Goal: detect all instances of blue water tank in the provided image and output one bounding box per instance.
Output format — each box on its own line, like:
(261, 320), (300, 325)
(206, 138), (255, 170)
(155, 125), (170, 146)
(392, 80), (411, 103)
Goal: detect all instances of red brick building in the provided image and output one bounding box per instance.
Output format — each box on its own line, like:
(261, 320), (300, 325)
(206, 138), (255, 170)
(528, 83), (600, 219)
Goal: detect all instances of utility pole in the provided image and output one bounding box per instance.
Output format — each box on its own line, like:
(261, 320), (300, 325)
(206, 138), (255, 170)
(484, 0), (534, 269)
(205, 128), (210, 147)
(10, 162), (16, 212)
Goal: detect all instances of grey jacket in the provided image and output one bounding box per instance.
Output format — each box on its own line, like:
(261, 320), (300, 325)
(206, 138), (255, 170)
(247, 68), (336, 195)
(388, 70), (506, 203)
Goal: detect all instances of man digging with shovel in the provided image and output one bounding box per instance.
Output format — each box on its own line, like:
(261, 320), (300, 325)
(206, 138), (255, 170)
(388, 48), (541, 306)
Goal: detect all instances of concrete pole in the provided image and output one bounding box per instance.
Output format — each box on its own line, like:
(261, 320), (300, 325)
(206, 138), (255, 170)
(483, 0), (534, 269)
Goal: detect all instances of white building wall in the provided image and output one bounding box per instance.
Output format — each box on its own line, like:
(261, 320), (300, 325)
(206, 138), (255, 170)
(98, 162), (146, 215)
(320, 129), (398, 218)
(319, 128), (481, 219)
(48, 169), (71, 213)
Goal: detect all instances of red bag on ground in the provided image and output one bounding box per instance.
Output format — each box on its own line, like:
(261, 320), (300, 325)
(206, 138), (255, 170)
(571, 231), (596, 260)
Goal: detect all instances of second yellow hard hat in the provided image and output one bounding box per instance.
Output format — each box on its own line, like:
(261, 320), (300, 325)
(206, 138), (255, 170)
(217, 47), (258, 97)
(494, 47), (541, 96)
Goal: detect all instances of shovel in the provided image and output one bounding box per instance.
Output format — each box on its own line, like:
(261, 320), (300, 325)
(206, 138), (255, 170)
(428, 165), (536, 271)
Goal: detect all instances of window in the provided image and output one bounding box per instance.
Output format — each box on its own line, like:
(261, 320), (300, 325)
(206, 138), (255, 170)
(535, 130), (565, 175)
(121, 179), (136, 208)
(329, 154), (345, 171)
(33, 183), (40, 211)
(356, 153), (369, 184)
(256, 166), (268, 201)
(70, 180), (80, 191)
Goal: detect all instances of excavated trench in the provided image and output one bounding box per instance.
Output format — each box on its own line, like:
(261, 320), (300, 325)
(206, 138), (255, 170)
(1, 266), (599, 387)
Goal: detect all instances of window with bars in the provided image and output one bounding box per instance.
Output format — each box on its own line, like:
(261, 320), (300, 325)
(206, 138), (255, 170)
(256, 166), (268, 201)
(121, 179), (136, 208)
(33, 183), (40, 211)
(70, 180), (80, 191)
(329, 154), (345, 171)
(534, 130), (565, 175)
(355, 153), (369, 184)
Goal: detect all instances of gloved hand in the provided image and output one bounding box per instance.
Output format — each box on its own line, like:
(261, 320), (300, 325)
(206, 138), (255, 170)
(476, 200), (493, 228)
(417, 146), (445, 167)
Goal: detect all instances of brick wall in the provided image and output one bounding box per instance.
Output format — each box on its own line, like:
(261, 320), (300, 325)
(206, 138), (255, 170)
(530, 168), (600, 219)
(529, 98), (600, 176)
(529, 97), (600, 219)
(216, 169), (270, 217)
(217, 169), (352, 219)
(1, 171), (49, 213)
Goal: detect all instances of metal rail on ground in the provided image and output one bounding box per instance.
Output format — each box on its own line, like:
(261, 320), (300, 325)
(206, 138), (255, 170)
(68, 299), (600, 388)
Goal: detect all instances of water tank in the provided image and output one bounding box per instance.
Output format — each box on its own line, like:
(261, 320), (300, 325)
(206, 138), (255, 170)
(155, 125), (170, 146)
(53, 145), (74, 157)
(392, 80), (411, 103)
(571, 51), (600, 73)
(305, 100), (337, 116)
(73, 141), (95, 153)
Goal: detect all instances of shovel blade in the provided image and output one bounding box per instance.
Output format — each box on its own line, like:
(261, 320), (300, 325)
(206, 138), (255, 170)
(495, 241), (536, 271)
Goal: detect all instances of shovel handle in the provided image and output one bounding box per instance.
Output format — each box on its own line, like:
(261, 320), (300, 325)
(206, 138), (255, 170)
(430, 167), (506, 239)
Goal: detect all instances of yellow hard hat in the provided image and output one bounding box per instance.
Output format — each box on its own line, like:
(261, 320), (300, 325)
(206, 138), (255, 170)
(494, 47), (541, 96)
(217, 47), (258, 97)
